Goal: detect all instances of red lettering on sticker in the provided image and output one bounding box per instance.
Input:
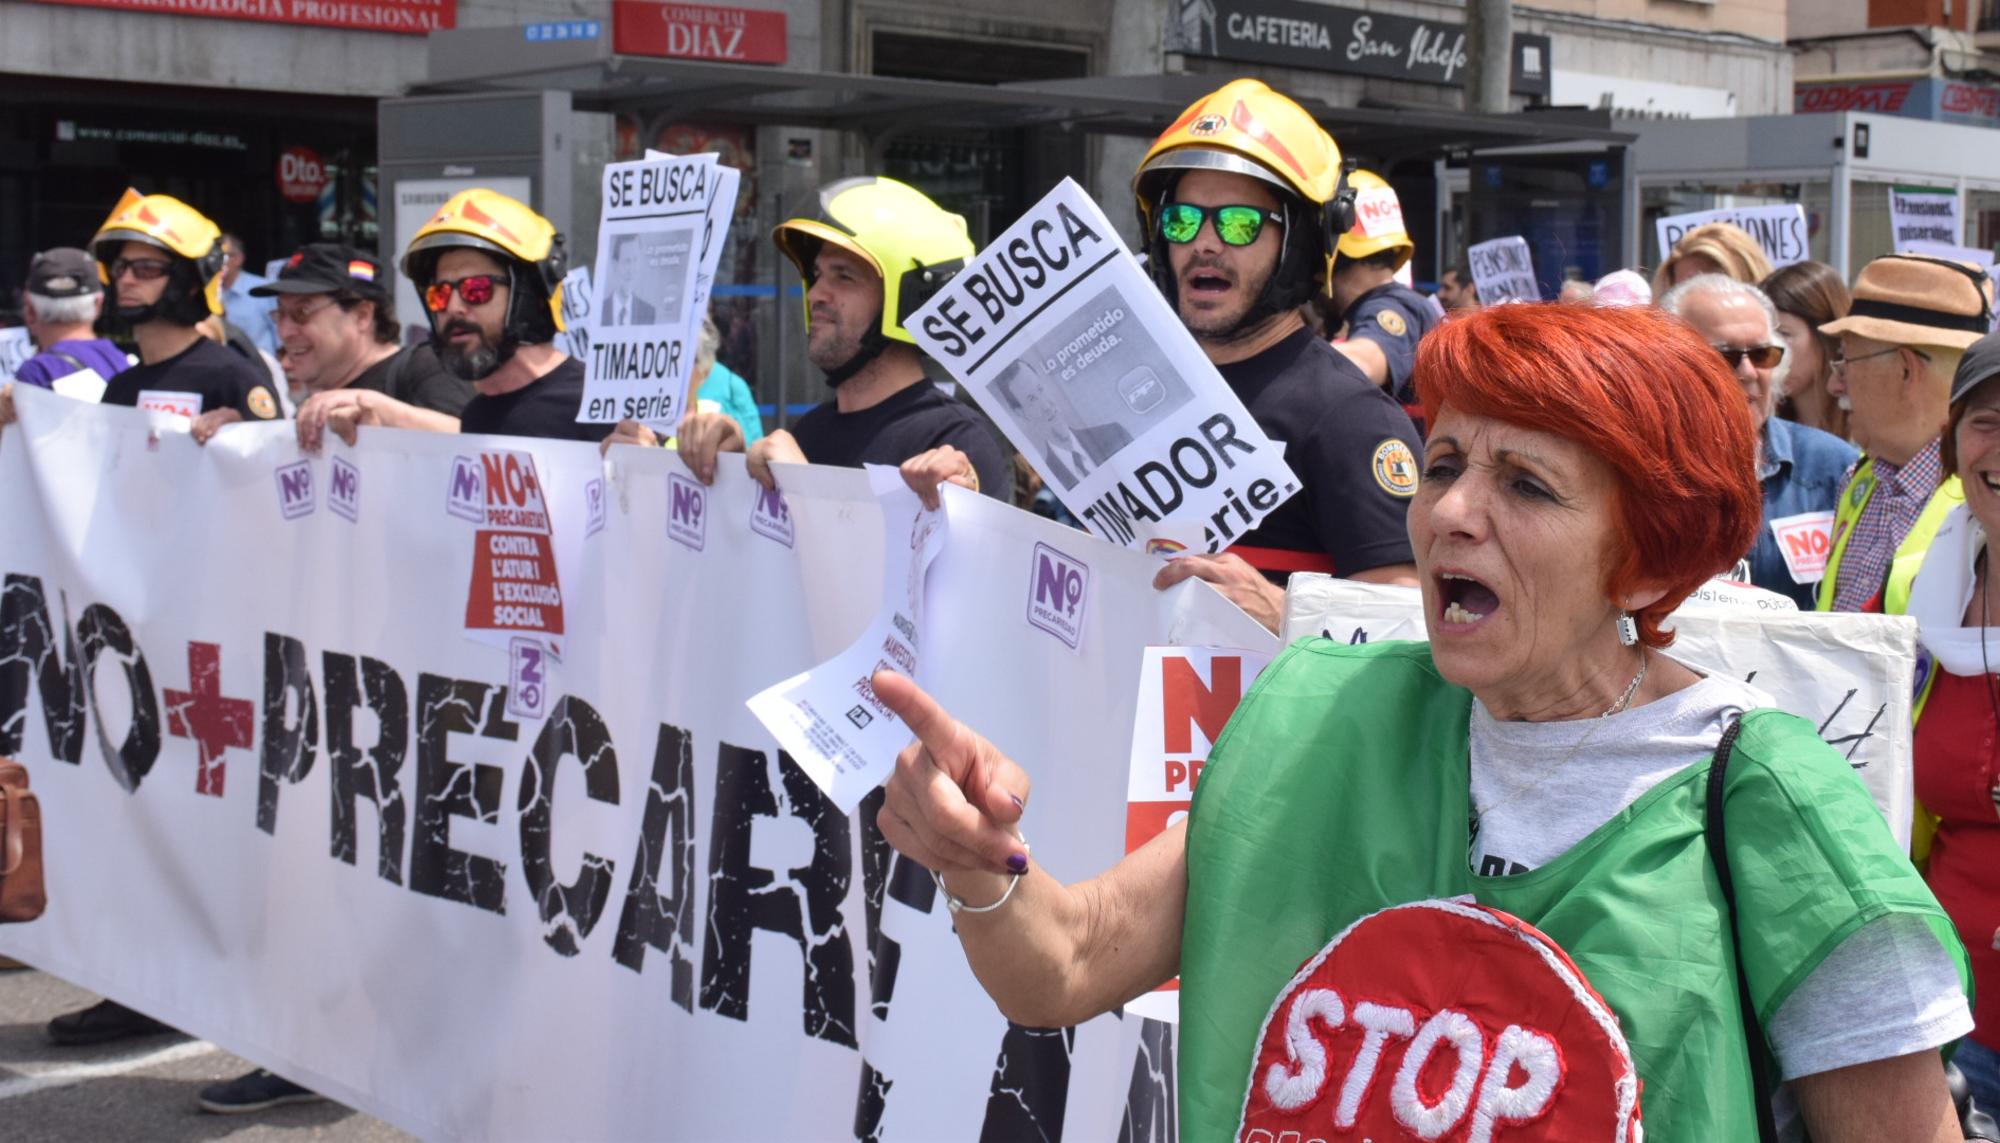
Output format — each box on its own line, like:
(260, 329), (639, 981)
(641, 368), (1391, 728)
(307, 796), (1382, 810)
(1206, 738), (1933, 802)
(1163, 655), (1242, 753)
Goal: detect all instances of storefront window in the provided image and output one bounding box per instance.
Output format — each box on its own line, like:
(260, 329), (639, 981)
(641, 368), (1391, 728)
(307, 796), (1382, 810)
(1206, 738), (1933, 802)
(1640, 180), (1832, 271)
(1467, 153), (1624, 295)
(1966, 187), (2000, 255)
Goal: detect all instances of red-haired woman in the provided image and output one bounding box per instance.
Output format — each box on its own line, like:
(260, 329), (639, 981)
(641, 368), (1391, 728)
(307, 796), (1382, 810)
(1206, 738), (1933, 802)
(875, 304), (1972, 1141)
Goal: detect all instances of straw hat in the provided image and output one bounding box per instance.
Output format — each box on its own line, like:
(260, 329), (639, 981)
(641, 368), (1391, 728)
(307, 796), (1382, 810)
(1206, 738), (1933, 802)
(1819, 252), (1994, 349)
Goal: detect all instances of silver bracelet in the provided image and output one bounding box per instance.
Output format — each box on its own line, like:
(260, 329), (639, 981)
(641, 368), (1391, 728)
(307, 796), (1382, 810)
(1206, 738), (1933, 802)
(932, 868), (1021, 915)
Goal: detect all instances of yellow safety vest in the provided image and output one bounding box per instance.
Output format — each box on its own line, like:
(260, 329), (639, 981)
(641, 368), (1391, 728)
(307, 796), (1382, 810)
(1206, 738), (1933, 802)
(1873, 476), (1966, 865)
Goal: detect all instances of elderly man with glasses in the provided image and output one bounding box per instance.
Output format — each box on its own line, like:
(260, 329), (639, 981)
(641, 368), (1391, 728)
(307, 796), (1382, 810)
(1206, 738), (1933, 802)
(1816, 254), (1995, 613)
(1662, 273), (1860, 608)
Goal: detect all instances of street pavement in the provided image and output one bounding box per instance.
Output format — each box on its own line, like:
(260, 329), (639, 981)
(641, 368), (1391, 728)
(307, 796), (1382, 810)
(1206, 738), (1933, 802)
(0, 966), (415, 1142)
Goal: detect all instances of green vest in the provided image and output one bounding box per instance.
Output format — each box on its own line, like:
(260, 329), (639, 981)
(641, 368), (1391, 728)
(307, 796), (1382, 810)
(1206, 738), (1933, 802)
(1180, 639), (1969, 1142)
(1816, 456), (1962, 613)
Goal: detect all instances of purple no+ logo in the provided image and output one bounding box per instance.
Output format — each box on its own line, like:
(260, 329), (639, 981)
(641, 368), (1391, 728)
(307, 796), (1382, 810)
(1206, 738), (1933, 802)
(329, 457), (360, 523)
(749, 485), (794, 547)
(1026, 541), (1089, 649)
(275, 461), (315, 521)
(446, 456), (484, 522)
(667, 472), (706, 551)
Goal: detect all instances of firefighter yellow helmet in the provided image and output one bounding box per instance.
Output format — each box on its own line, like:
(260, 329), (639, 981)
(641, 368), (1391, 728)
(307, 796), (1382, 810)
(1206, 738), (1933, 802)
(91, 189), (227, 325)
(1132, 79), (1354, 326)
(401, 188), (569, 344)
(773, 176), (974, 349)
(1336, 169), (1414, 271)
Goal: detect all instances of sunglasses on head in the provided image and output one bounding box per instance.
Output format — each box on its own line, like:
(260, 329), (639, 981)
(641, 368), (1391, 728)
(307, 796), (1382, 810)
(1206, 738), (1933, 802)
(1157, 203), (1283, 247)
(1713, 344), (1785, 369)
(424, 273), (501, 312)
(109, 257), (173, 281)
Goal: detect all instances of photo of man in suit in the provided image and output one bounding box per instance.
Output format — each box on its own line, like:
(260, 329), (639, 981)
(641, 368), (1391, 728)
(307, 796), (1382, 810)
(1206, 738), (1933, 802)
(994, 360), (1132, 491)
(601, 234), (657, 327)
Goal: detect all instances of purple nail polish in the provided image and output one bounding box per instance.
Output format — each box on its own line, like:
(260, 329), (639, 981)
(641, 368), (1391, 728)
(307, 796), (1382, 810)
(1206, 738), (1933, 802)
(1005, 853), (1029, 875)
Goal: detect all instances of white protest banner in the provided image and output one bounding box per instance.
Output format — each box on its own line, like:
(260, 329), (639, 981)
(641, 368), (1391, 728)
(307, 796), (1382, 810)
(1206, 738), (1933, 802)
(582, 153), (730, 425)
(1889, 186), (1961, 248)
(1283, 576), (1917, 849)
(0, 325), (33, 381)
(747, 467), (946, 811)
(552, 264), (594, 362)
(391, 176), (533, 344)
(1655, 204), (1810, 268)
(907, 178), (1301, 557)
(0, 384), (1275, 1141)
(1122, 644), (1272, 1024)
(1466, 235), (1538, 304)
(49, 367), (108, 404)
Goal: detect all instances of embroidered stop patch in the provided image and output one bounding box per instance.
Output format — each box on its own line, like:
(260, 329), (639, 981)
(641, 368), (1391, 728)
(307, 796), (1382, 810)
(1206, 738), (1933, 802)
(1237, 899), (1641, 1143)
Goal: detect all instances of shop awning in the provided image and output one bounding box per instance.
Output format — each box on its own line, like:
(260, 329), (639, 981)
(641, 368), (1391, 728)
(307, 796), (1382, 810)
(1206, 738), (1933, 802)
(419, 27), (1632, 158)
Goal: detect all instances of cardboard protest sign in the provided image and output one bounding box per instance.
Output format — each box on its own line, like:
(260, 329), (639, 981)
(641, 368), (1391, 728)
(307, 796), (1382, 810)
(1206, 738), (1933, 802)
(1123, 644), (1273, 1024)
(581, 153), (738, 425)
(1655, 204), (1809, 268)
(746, 466), (947, 811)
(907, 178), (1301, 557)
(1466, 236), (1538, 304)
(1889, 187), (1961, 248)
(1282, 575), (1918, 849)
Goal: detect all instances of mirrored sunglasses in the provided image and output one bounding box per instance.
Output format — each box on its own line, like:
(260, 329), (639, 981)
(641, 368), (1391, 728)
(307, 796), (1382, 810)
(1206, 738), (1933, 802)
(424, 274), (500, 312)
(1157, 203), (1282, 247)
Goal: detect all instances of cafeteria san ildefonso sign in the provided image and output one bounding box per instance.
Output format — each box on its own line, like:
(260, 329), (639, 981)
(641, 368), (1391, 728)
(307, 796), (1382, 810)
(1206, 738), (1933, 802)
(1173, 0), (1550, 96)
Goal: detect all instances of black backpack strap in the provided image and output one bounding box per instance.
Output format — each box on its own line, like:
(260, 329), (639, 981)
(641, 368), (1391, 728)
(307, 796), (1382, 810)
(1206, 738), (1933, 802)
(1706, 714), (1782, 1143)
(385, 344), (417, 401)
(46, 350), (89, 374)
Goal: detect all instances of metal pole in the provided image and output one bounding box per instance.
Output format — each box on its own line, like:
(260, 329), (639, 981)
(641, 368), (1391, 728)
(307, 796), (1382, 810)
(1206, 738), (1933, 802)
(1465, 0), (1513, 116)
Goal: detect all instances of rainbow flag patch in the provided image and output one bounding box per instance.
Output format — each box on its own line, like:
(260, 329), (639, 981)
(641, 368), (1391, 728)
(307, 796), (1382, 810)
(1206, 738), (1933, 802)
(348, 260), (376, 281)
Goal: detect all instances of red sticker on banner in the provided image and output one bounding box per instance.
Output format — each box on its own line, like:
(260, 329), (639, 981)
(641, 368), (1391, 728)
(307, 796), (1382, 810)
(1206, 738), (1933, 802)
(1238, 900), (1641, 1143)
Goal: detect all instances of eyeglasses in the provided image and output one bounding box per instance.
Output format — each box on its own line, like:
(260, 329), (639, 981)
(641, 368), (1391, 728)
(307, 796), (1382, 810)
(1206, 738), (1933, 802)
(275, 298), (338, 327)
(109, 257), (173, 281)
(424, 274), (502, 312)
(1157, 203), (1284, 247)
(1830, 345), (1924, 372)
(1713, 344), (1786, 370)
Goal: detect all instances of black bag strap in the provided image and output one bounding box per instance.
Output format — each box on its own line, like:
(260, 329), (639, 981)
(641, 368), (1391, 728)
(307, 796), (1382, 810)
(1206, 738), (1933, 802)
(47, 350), (89, 374)
(1705, 713), (1782, 1143)
(385, 344), (418, 402)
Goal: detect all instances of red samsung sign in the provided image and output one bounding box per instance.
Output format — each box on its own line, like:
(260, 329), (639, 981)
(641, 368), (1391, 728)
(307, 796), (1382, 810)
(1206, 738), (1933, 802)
(1794, 80), (1914, 114)
(28, 0), (453, 34)
(613, 1), (786, 65)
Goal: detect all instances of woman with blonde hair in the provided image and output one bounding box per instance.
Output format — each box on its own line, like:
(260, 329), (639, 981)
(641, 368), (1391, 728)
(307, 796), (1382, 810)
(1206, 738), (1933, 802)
(1654, 221), (1775, 294)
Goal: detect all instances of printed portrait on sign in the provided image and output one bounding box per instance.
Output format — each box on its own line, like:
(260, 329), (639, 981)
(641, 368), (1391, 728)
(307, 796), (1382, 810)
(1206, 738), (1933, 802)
(597, 227), (695, 328)
(997, 284), (1195, 489)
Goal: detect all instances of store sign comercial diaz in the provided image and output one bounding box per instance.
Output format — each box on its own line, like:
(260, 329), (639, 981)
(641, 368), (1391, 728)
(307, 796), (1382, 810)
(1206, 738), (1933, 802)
(27, 0), (454, 34)
(1171, 0), (1550, 96)
(612, 1), (787, 65)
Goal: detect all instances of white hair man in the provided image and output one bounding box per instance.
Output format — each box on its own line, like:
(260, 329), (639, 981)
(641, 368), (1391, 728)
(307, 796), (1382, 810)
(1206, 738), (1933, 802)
(1660, 273), (1859, 608)
(12, 247), (132, 390)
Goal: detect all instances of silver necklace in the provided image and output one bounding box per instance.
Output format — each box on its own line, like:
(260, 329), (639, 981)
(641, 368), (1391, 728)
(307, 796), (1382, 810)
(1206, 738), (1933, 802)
(1468, 651), (1650, 848)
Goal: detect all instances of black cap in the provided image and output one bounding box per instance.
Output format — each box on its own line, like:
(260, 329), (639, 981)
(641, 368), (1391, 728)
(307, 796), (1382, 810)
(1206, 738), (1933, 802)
(1950, 329), (2000, 404)
(26, 248), (101, 297)
(250, 243), (387, 300)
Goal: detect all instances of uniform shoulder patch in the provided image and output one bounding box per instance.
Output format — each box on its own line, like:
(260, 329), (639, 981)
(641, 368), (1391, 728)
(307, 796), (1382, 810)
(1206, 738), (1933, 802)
(1374, 309), (1407, 337)
(247, 386), (278, 420)
(1372, 438), (1418, 497)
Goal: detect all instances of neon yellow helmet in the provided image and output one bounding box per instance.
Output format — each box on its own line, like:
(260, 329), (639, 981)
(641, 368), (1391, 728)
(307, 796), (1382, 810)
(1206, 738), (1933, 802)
(1132, 79), (1354, 323)
(91, 188), (227, 324)
(401, 188), (569, 343)
(1336, 169), (1414, 271)
(773, 176), (974, 348)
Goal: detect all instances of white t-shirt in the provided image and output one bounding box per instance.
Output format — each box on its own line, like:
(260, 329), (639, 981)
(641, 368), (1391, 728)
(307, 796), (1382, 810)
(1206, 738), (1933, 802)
(1467, 667), (1969, 1127)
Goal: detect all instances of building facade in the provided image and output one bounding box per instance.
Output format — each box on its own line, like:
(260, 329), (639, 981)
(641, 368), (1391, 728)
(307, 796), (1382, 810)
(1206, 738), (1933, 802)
(3, 0), (1794, 410)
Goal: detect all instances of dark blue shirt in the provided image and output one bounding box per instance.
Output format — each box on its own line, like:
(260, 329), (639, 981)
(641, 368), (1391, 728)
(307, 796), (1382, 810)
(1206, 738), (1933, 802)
(13, 338), (131, 389)
(1749, 416), (1860, 609)
(1339, 281), (1441, 405)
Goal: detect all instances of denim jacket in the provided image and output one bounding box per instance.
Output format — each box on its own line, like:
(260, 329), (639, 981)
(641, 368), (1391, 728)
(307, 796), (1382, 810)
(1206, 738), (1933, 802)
(1749, 417), (1861, 609)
